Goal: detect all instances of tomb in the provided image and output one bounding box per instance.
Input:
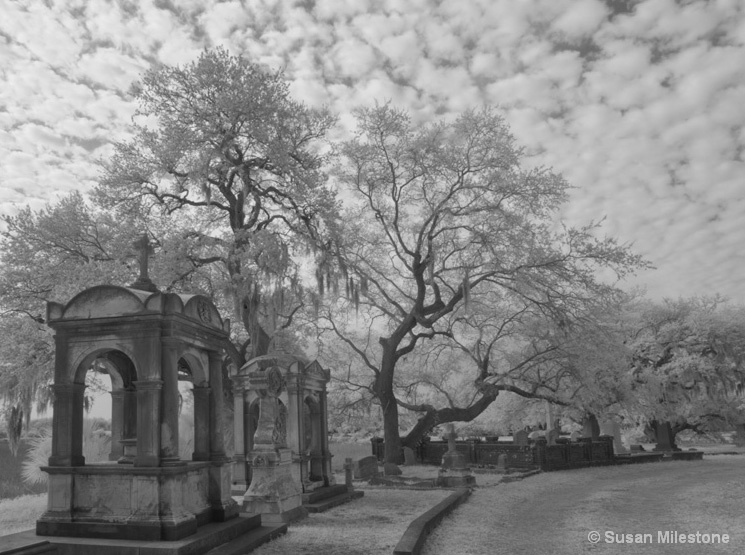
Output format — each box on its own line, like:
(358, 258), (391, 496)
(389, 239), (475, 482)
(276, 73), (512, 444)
(233, 352), (340, 522)
(35, 236), (239, 543)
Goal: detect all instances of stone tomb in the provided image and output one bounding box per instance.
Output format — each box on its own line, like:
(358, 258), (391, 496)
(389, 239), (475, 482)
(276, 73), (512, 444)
(36, 284), (238, 541)
(232, 354), (335, 522)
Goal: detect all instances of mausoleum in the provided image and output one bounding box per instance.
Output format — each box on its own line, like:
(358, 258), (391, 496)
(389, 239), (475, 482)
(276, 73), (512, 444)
(36, 244), (237, 541)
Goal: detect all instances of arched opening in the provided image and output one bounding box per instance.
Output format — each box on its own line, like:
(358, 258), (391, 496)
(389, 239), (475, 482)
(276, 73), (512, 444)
(74, 349), (138, 465)
(178, 357), (195, 461)
(304, 396), (323, 482)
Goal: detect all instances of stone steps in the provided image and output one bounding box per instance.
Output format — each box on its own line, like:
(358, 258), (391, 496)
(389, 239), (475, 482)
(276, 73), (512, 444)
(301, 484), (349, 505)
(304, 490), (365, 513)
(0, 515), (282, 555)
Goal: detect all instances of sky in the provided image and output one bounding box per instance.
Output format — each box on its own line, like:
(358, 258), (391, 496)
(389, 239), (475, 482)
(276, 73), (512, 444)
(1, 0), (744, 303)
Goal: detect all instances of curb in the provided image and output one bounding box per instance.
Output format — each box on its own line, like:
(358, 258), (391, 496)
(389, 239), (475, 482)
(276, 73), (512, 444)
(392, 488), (471, 555)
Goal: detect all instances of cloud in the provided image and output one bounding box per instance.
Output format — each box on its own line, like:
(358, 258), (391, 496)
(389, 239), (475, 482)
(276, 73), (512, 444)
(0, 0), (744, 304)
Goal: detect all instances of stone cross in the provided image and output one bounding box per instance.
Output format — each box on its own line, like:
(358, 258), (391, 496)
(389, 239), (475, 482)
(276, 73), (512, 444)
(133, 233), (155, 281)
(130, 233), (158, 292)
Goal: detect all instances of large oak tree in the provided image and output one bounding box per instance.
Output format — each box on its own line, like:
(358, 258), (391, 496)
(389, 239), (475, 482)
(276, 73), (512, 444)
(320, 104), (647, 463)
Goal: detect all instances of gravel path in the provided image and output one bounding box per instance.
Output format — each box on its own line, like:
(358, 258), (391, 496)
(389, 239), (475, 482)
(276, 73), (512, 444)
(423, 456), (745, 555)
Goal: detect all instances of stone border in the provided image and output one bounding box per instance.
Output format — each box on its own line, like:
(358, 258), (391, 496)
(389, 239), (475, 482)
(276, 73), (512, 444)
(392, 487), (471, 555)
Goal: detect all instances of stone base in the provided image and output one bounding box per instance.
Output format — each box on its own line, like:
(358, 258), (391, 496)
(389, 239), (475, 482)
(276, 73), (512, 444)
(242, 448), (305, 524)
(436, 468), (476, 487)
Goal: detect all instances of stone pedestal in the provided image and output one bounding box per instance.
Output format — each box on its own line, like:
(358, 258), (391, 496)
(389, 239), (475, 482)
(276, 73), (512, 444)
(242, 448), (307, 524)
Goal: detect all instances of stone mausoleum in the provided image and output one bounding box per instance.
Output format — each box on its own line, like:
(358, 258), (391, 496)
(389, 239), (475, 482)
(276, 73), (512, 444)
(231, 351), (335, 523)
(36, 255), (238, 541)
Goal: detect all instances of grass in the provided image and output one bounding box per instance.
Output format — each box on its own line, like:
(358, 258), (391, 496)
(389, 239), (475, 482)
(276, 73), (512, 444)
(0, 494), (46, 536)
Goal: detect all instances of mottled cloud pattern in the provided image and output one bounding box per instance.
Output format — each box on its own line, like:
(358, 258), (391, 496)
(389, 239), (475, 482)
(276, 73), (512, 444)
(1, 0), (743, 302)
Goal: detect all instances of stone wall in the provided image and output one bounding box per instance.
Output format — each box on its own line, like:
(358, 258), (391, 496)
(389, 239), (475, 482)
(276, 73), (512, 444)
(372, 436), (616, 471)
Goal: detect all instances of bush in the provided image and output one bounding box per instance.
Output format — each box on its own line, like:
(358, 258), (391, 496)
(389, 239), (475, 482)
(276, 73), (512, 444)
(22, 419), (111, 486)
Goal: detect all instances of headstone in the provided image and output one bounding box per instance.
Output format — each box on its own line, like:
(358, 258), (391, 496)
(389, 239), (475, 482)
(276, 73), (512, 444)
(600, 419), (628, 454)
(441, 424), (467, 470)
(513, 430), (529, 446)
(353, 456), (380, 480)
(528, 430), (543, 441)
(436, 424), (475, 487)
(582, 414), (600, 439)
(402, 446), (417, 466)
(652, 421), (680, 452)
(496, 453), (508, 472)
(570, 431), (582, 442)
(384, 462), (402, 476)
(344, 458), (353, 489)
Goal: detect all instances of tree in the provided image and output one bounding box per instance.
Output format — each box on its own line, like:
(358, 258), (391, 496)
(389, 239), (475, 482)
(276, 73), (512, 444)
(95, 47), (338, 365)
(623, 296), (745, 437)
(0, 192), (145, 446)
(318, 104), (647, 463)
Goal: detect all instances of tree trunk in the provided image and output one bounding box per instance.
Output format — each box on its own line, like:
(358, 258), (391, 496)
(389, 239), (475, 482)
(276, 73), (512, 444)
(401, 392), (499, 450)
(377, 342), (403, 464)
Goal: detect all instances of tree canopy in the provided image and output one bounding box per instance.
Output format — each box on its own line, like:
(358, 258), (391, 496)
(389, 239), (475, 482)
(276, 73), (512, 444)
(315, 104), (648, 462)
(95, 47), (339, 362)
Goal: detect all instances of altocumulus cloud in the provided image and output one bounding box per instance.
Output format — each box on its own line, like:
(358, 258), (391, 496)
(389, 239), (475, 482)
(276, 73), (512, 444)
(0, 0), (743, 302)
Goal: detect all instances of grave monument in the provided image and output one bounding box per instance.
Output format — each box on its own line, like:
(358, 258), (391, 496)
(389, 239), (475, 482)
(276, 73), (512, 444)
(36, 234), (239, 542)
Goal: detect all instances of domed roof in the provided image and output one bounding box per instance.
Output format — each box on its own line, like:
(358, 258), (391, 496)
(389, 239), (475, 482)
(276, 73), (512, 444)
(46, 285), (227, 332)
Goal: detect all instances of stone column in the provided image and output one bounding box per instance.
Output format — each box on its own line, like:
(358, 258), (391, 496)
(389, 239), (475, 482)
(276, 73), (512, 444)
(206, 351), (237, 522)
(192, 386), (210, 461)
(122, 388), (137, 438)
(49, 383), (86, 467)
(208, 351), (226, 460)
(134, 380), (163, 467)
(232, 383), (247, 494)
(319, 389), (334, 485)
(109, 390), (125, 461)
(284, 373), (303, 488)
(160, 340), (181, 465)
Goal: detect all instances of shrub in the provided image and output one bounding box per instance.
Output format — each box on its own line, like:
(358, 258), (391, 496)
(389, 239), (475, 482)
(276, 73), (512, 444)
(22, 419), (111, 486)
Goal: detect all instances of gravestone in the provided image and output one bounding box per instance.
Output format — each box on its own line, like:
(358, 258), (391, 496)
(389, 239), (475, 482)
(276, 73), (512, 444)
(353, 456), (380, 479)
(582, 414), (600, 439)
(436, 424), (475, 487)
(528, 430), (544, 441)
(600, 419), (629, 454)
(513, 430), (529, 446)
(570, 431), (582, 442)
(652, 421), (680, 452)
(403, 446), (417, 466)
(496, 453), (508, 472)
